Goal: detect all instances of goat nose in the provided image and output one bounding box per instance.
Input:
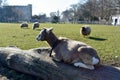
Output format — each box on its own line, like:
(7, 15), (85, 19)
(36, 37), (39, 41)
(92, 57), (99, 65)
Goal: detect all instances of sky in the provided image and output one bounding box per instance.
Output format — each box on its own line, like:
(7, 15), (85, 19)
(7, 0), (80, 16)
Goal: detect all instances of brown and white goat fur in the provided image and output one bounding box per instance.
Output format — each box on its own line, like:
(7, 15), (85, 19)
(36, 27), (100, 70)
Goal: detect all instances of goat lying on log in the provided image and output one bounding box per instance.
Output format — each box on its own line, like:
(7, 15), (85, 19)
(36, 27), (100, 70)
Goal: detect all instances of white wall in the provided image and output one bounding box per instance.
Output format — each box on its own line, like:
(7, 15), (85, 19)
(112, 16), (120, 26)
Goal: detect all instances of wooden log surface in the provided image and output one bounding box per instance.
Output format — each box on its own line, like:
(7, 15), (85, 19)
(0, 46), (120, 80)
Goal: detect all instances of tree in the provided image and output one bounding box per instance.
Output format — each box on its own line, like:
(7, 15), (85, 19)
(70, 4), (79, 23)
(79, 0), (120, 21)
(51, 15), (59, 23)
(61, 0), (120, 23)
(78, 0), (100, 21)
(38, 14), (47, 23)
(50, 11), (60, 23)
(61, 10), (73, 22)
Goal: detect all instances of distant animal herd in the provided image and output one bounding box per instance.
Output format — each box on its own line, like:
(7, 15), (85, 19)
(20, 22), (40, 30)
(20, 22), (91, 38)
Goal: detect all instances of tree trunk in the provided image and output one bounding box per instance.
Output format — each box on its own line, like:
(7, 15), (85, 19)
(0, 46), (120, 80)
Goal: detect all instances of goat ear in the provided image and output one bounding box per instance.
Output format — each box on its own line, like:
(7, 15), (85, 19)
(49, 27), (53, 31)
(47, 27), (53, 33)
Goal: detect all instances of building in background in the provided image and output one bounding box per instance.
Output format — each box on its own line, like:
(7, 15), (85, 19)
(111, 14), (120, 26)
(0, 4), (32, 22)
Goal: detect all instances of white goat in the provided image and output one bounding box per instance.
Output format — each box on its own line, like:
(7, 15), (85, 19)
(80, 25), (91, 37)
(36, 27), (100, 70)
(32, 22), (39, 30)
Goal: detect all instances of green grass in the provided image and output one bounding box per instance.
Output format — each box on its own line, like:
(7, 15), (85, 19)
(0, 23), (120, 66)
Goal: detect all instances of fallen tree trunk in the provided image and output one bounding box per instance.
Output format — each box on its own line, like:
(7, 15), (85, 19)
(0, 46), (120, 80)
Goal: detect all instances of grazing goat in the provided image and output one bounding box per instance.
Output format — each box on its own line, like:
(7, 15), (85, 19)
(80, 25), (91, 37)
(20, 22), (28, 28)
(32, 22), (39, 30)
(36, 27), (100, 70)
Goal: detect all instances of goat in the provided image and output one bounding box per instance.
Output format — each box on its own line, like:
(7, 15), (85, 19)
(80, 25), (91, 37)
(32, 22), (39, 30)
(36, 27), (100, 70)
(20, 22), (28, 28)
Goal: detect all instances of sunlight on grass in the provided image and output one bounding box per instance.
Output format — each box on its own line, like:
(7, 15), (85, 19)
(0, 23), (120, 66)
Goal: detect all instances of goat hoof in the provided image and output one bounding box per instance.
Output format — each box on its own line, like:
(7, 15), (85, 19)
(88, 66), (94, 70)
(74, 62), (95, 70)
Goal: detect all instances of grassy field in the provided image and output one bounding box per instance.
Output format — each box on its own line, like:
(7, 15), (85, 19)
(0, 23), (120, 67)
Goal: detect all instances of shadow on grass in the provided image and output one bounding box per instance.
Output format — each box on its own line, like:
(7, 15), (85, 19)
(21, 27), (30, 29)
(34, 28), (41, 31)
(88, 36), (107, 41)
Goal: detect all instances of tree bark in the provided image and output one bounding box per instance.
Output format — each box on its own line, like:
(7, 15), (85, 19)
(0, 46), (120, 80)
